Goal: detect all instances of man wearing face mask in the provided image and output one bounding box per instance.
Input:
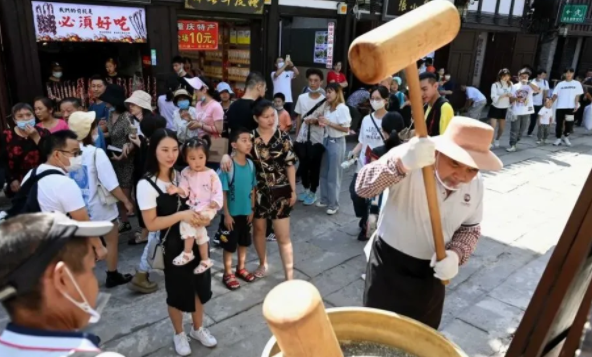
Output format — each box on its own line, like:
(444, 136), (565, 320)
(356, 117), (502, 329)
(272, 56), (299, 116)
(19, 130), (107, 261)
(0, 212), (124, 357)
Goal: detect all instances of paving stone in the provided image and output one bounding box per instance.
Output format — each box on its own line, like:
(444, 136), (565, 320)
(324, 279), (365, 307)
(441, 319), (505, 357)
(457, 296), (524, 340)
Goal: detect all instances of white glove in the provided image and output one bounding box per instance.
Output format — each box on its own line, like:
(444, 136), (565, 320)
(430, 250), (459, 281)
(400, 137), (435, 171)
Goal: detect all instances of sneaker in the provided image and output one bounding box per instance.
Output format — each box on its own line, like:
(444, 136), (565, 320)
(106, 270), (133, 288)
(543, 139), (547, 144)
(266, 233), (277, 242)
(553, 138), (562, 146)
(316, 201), (328, 208)
(563, 137), (572, 147)
(494, 140), (500, 148)
(303, 192), (317, 206)
(357, 228), (369, 241)
(536, 140), (542, 145)
(298, 190), (309, 202)
(327, 207), (339, 215)
(118, 221), (132, 233)
(173, 333), (191, 356)
(190, 327), (217, 348)
(527, 134), (533, 137)
(506, 146), (517, 152)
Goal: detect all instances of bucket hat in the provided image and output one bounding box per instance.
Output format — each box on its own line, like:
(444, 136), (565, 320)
(125, 90), (153, 111)
(68, 111), (96, 140)
(173, 89), (192, 105)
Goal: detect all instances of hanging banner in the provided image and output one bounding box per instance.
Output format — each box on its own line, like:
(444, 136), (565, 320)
(185, 0), (264, 15)
(178, 20), (219, 51)
(32, 2), (147, 43)
(313, 31), (328, 64)
(326, 22), (335, 69)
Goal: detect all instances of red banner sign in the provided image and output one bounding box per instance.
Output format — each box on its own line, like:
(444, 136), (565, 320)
(178, 20), (219, 51)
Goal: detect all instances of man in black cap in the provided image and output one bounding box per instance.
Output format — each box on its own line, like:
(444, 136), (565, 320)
(0, 212), (123, 357)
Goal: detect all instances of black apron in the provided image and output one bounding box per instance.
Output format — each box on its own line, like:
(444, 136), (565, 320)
(364, 237), (445, 329)
(146, 179), (212, 312)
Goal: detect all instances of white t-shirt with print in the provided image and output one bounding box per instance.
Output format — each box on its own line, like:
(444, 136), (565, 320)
(68, 145), (120, 221)
(356, 114), (384, 172)
(21, 164), (86, 214)
(466, 86), (486, 104)
(272, 70), (295, 103)
(532, 78), (550, 106)
(554, 80), (584, 109)
(295, 92), (326, 145)
(511, 82), (536, 115)
(538, 106), (553, 125)
(137, 174), (178, 211)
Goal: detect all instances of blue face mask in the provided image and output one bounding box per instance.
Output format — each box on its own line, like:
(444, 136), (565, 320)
(16, 119), (36, 130)
(178, 100), (190, 110)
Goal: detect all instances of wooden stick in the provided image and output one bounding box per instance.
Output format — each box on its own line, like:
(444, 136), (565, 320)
(263, 280), (343, 357)
(405, 64), (449, 286)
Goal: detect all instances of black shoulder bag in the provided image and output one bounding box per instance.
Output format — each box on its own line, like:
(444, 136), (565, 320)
(295, 98), (327, 160)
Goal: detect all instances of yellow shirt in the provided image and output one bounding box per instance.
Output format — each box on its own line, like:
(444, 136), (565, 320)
(424, 102), (454, 134)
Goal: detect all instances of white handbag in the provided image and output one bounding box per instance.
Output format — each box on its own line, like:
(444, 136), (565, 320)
(565, 114), (575, 122)
(148, 194), (181, 270)
(94, 149), (118, 205)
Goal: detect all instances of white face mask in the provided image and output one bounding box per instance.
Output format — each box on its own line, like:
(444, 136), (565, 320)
(277, 62), (284, 68)
(60, 266), (105, 324)
(371, 100), (385, 111)
(53, 72), (63, 79)
(435, 155), (460, 191)
(66, 155), (83, 172)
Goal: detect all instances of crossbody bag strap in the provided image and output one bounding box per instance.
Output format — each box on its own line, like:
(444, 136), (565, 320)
(303, 99), (327, 141)
(369, 113), (385, 141)
(253, 130), (272, 190)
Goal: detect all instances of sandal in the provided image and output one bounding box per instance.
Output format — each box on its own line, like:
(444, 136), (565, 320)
(127, 231), (148, 245)
(236, 268), (255, 283)
(253, 265), (267, 279)
(118, 221), (132, 233)
(194, 259), (214, 274)
(222, 274), (240, 290)
(172, 251), (195, 266)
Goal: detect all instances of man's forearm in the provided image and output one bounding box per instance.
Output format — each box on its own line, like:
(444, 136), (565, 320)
(446, 224), (481, 266)
(355, 156), (406, 198)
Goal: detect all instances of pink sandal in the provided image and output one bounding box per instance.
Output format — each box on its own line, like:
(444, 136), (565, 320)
(194, 259), (214, 274)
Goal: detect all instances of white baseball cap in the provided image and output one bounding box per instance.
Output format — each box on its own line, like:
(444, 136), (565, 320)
(216, 82), (234, 95)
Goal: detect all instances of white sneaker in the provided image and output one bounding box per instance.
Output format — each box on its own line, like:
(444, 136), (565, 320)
(316, 201), (328, 208)
(563, 137), (572, 147)
(190, 327), (217, 348)
(553, 138), (562, 146)
(536, 140), (542, 145)
(327, 207), (339, 215)
(494, 140), (500, 148)
(173, 333), (191, 356)
(506, 146), (517, 152)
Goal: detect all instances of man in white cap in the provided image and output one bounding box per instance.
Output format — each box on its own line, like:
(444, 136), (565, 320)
(356, 117), (502, 329)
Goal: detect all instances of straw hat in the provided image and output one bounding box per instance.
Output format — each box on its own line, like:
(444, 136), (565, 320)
(173, 89), (192, 104)
(433, 117), (503, 171)
(125, 90), (152, 111)
(68, 111), (96, 140)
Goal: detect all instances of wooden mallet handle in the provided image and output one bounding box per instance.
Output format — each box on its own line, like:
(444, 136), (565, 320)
(263, 280), (343, 357)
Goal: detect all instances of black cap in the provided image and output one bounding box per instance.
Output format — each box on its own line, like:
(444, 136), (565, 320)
(0, 213), (113, 303)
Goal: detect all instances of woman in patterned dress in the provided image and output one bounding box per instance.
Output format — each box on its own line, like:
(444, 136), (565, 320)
(100, 84), (135, 233)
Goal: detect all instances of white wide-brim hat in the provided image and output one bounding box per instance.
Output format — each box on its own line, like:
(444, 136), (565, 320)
(125, 90), (153, 112)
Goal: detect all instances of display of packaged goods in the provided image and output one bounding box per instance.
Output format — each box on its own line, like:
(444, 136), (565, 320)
(205, 51), (224, 61)
(228, 49), (250, 64)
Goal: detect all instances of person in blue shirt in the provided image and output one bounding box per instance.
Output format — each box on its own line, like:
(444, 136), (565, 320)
(88, 75), (111, 138)
(218, 128), (257, 290)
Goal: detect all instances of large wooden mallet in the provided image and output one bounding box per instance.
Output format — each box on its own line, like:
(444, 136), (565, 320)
(349, 1), (461, 285)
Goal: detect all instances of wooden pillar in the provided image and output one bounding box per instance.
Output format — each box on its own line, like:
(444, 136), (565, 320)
(264, 0), (280, 99)
(147, 5), (179, 95)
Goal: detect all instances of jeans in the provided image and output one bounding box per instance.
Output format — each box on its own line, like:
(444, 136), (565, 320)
(556, 108), (575, 138)
(320, 136), (346, 210)
(510, 115), (530, 146)
(528, 105), (542, 135)
(138, 231), (161, 273)
(467, 102), (486, 120)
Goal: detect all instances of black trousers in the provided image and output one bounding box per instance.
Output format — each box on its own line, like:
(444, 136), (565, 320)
(349, 173), (369, 229)
(528, 105), (542, 135)
(556, 108), (575, 138)
(298, 143), (325, 193)
(284, 102), (294, 117)
(364, 237), (445, 329)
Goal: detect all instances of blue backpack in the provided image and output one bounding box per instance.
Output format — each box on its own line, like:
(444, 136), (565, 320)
(220, 158), (255, 188)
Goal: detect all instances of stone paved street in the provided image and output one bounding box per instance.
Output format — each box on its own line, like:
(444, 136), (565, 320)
(1, 126), (591, 357)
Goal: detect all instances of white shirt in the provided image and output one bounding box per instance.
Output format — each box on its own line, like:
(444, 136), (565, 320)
(173, 107), (199, 143)
(490, 81), (512, 109)
(554, 80), (584, 109)
(356, 113), (384, 172)
(137, 175), (177, 211)
(158, 94), (177, 130)
(532, 78), (550, 106)
(21, 164), (85, 214)
(272, 70), (295, 103)
(323, 103), (351, 138)
(377, 149), (484, 260)
(465, 86), (486, 105)
(511, 82), (537, 115)
(295, 92), (326, 145)
(68, 145), (120, 221)
(538, 106), (553, 125)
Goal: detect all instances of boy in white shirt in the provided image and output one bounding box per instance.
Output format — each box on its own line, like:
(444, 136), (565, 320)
(537, 98), (554, 145)
(552, 67), (584, 147)
(507, 68), (539, 152)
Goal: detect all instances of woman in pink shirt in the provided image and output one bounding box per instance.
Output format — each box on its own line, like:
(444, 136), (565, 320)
(34, 97), (69, 133)
(186, 77), (224, 138)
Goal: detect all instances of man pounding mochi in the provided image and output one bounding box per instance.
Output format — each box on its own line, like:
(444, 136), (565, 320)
(356, 117), (502, 329)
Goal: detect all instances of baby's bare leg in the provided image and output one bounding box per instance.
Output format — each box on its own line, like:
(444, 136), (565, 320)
(184, 237), (195, 254)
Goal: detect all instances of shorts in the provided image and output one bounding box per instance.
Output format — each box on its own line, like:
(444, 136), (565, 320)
(488, 106), (508, 119)
(219, 215), (252, 253)
(254, 190), (292, 220)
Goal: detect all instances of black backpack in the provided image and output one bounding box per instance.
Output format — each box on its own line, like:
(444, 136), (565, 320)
(5, 168), (64, 219)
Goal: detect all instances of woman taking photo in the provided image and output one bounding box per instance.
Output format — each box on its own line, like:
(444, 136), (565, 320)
(100, 84), (135, 233)
(0, 103), (49, 198)
(34, 97), (69, 133)
(318, 83), (351, 215)
(250, 100), (297, 280)
(137, 129), (217, 356)
(488, 68), (513, 148)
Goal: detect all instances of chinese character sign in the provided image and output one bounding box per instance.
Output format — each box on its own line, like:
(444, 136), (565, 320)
(326, 22), (335, 69)
(32, 1), (147, 43)
(178, 21), (219, 51)
(185, 0), (263, 15)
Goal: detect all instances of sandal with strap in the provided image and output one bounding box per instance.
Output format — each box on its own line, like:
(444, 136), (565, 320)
(194, 259), (214, 275)
(253, 265), (267, 279)
(222, 274), (240, 290)
(235, 268), (255, 283)
(172, 251), (195, 266)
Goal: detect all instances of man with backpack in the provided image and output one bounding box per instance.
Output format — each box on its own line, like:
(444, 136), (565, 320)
(420, 72), (454, 136)
(4, 130), (106, 260)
